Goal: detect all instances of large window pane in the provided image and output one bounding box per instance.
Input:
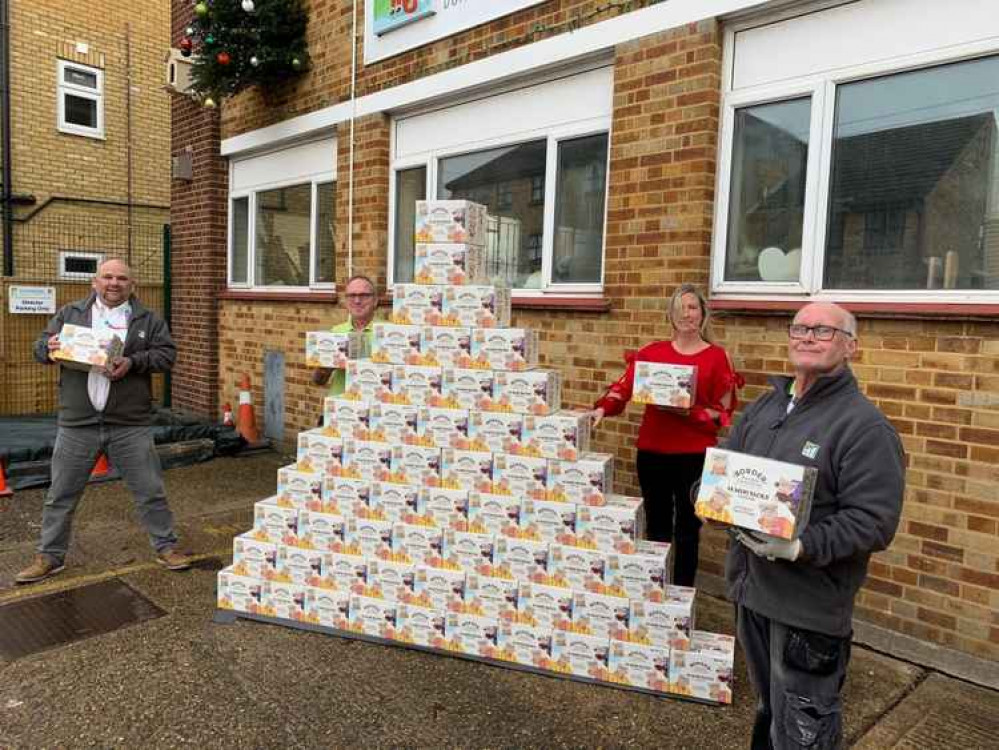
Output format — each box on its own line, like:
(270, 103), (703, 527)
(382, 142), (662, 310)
(314, 182), (335, 284)
(553, 134), (608, 284)
(393, 167), (427, 283)
(65, 94), (98, 128)
(825, 56), (999, 290)
(725, 98), (810, 282)
(256, 183), (312, 286)
(438, 140), (547, 289)
(230, 197), (249, 284)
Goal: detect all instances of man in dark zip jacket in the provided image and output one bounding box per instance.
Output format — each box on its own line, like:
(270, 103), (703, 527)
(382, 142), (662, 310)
(724, 302), (905, 750)
(16, 259), (191, 584)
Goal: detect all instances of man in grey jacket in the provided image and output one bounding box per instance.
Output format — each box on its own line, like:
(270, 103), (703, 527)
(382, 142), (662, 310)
(724, 302), (905, 750)
(16, 259), (190, 584)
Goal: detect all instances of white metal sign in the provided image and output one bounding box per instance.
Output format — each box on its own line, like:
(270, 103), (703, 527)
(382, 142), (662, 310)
(8, 285), (57, 314)
(365, 0), (546, 64)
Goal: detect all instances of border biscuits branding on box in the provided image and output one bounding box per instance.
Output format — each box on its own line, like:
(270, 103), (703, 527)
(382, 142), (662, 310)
(694, 448), (816, 540)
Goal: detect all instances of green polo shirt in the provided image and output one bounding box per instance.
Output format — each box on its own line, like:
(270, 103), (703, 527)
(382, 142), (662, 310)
(327, 318), (376, 397)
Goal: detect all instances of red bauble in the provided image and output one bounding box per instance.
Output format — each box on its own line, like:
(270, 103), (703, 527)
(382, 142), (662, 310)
(179, 38), (193, 57)
(216, 51), (231, 66)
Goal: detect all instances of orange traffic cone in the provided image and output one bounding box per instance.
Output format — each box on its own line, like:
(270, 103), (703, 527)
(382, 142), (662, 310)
(236, 373), (261, 443)
(0, 459), (13, 498)
(222, 402), (234, 427)
(91, 452), (111, 479)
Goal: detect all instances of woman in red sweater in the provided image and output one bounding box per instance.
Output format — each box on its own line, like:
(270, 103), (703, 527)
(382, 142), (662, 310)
(591, 284), (741, 587)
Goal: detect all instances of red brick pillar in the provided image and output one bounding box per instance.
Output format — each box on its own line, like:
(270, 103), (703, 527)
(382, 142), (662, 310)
(335, 113), (391, 293)
(169, 0), (227, 419)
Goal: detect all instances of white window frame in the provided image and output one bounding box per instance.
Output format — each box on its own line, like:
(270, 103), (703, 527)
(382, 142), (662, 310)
(57, 60), (104, 139)
(388, 65), (613, 297)
(227, 136), (336, 290)
(58, 250), (104, 280)
(389, 126), (611, 296)
(712, 4), (999, 304)
(227, 178), (336, 290)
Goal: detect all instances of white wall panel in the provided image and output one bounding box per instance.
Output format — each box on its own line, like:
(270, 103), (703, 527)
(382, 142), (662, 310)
(732, 0), (999, 90)
(394, 67), (613, 161)
(231, 137), (336, 193)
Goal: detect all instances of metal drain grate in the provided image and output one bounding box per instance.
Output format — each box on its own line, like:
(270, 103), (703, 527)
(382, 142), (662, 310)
(0, 579), (166, 660)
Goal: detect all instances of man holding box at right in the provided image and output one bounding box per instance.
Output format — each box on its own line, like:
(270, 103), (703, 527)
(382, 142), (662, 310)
(723, 302), (904, 750)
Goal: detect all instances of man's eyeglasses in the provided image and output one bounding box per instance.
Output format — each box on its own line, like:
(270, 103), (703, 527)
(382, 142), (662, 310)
(345, 293), (375, 301)
(788, 324), (854, 341)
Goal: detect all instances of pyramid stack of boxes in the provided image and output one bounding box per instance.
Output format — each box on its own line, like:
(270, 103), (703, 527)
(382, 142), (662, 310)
(217, 200), (735, 704)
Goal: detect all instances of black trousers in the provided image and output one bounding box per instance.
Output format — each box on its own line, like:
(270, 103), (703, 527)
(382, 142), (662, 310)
(635, 451), (704, 587)
(737, 605), (851, 750)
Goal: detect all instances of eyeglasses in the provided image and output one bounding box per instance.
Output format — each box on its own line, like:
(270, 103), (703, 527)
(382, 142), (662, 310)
(344, 293), (374, 301)
(788, 324), (854, 341)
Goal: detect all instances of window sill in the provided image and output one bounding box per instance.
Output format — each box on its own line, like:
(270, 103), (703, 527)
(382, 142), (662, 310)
(220, 289), (338, 303)
(709, 298), (999, 320)
(512, 295), (611, 312)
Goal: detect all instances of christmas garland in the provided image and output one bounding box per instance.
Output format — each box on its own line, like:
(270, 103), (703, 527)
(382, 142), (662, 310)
(182, 0), (310, 107)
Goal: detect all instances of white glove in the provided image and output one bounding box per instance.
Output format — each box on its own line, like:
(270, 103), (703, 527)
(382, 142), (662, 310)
(734, 529), (802, 562)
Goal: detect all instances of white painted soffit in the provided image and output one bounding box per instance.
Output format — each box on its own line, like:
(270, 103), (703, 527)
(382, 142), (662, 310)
(221, 0), (774, 157)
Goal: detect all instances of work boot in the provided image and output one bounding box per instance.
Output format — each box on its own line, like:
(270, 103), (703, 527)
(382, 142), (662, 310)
(156, 548), (192, 571)
(15, 554), (66, 584)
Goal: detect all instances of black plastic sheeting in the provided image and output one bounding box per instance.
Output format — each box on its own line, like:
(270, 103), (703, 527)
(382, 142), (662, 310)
(0, 409), (245, 490)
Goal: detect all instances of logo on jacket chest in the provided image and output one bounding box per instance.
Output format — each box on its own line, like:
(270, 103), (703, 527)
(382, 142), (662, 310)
(801, 440), (820, 460)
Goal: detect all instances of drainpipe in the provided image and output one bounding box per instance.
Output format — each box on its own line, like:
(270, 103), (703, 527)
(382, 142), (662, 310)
(347, 0), (358, 276)
(1, 0), (13, 277)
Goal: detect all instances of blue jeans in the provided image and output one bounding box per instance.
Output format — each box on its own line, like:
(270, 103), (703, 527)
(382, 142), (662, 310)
(38, 424), (178, 565)
(737, 605), (850, 750)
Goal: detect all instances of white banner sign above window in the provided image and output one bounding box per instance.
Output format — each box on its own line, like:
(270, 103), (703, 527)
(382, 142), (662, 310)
(364, 0), (546, 64)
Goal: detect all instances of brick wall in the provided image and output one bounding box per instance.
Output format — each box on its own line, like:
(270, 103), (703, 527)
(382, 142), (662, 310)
(178, 2), (999, 668)
(220, 0), (653, 139)
(710, 315), (999, 663)
(10, 0), (170, 208)
(169, 1), (228, 418)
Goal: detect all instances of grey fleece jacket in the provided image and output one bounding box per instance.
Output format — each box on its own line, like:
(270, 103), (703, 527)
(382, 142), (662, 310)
(34, 293), (177, 427)
(724, 366), (905, 637)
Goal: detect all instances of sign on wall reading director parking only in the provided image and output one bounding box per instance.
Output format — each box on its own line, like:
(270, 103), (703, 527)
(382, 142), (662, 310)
(9, 286), (56, 314)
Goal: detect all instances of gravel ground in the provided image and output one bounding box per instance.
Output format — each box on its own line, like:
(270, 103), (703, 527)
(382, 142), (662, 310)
(0, 453), (927, 749)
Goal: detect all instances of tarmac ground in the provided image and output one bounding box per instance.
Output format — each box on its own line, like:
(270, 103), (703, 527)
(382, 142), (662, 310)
(0, 452), (996, 749)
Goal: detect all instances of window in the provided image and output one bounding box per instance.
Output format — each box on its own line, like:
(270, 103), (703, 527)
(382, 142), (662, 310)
(716, 0), (999, 301)
(395, 132), (609, 290)
(228, 137), (337, 289)
(724, 99), (810, 283)
(438, 139), (548, 288)
(390, 65), (613, 293)
(552, 134), (608, 284)
(824, 59), (999, 291)
(59, 251), (104, 280)
(228, 181), (335, 287)
(57, 61), (103, 139)
(392, 167), (427, 284)
(530, 175), (545, 204)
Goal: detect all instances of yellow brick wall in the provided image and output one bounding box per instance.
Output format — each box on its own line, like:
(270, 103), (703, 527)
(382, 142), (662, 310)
(10, 0), (171, 208)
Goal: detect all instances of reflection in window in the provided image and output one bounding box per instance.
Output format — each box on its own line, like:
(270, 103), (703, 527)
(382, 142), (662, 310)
(230, 197), (249, 284)
(314, 182), (336, 284)
(255, 183), (312, 286)
(531, 175), (544, 204)
(439, 140), (547, 288)
(825, 55), (999, 290)
(393, 166), (427, 283)
(552, 133), (608, 284)
(725, 98), (810, 283)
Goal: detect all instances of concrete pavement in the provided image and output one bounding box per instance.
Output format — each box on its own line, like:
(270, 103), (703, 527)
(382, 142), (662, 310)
(0, 453), (995, 749)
